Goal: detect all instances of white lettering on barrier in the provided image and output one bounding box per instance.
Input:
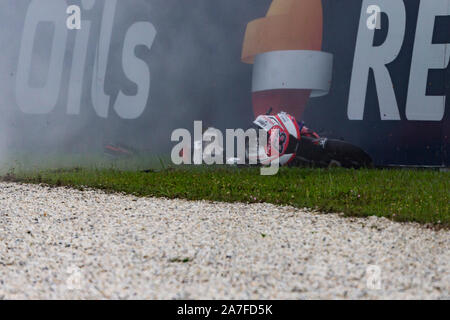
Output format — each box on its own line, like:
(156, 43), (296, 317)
(15, 0), (156, 119)
(349, 0), (449, 122)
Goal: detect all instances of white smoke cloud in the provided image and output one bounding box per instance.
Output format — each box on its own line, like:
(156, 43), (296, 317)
(0, 0), (270, 170)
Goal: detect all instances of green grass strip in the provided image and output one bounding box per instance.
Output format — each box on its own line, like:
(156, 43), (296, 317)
(4, 167), (449, 226)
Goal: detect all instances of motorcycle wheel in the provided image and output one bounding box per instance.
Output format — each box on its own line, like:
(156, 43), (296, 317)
(324, 139), (373, 169)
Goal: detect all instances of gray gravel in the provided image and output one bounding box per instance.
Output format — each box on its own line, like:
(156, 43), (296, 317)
(0, 182), (448, 300)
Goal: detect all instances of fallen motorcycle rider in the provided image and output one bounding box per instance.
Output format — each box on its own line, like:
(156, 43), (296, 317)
(243, 110), (373, 168)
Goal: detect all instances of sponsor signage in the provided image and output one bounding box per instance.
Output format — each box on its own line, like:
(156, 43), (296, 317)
(0, 0), (448, 166)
